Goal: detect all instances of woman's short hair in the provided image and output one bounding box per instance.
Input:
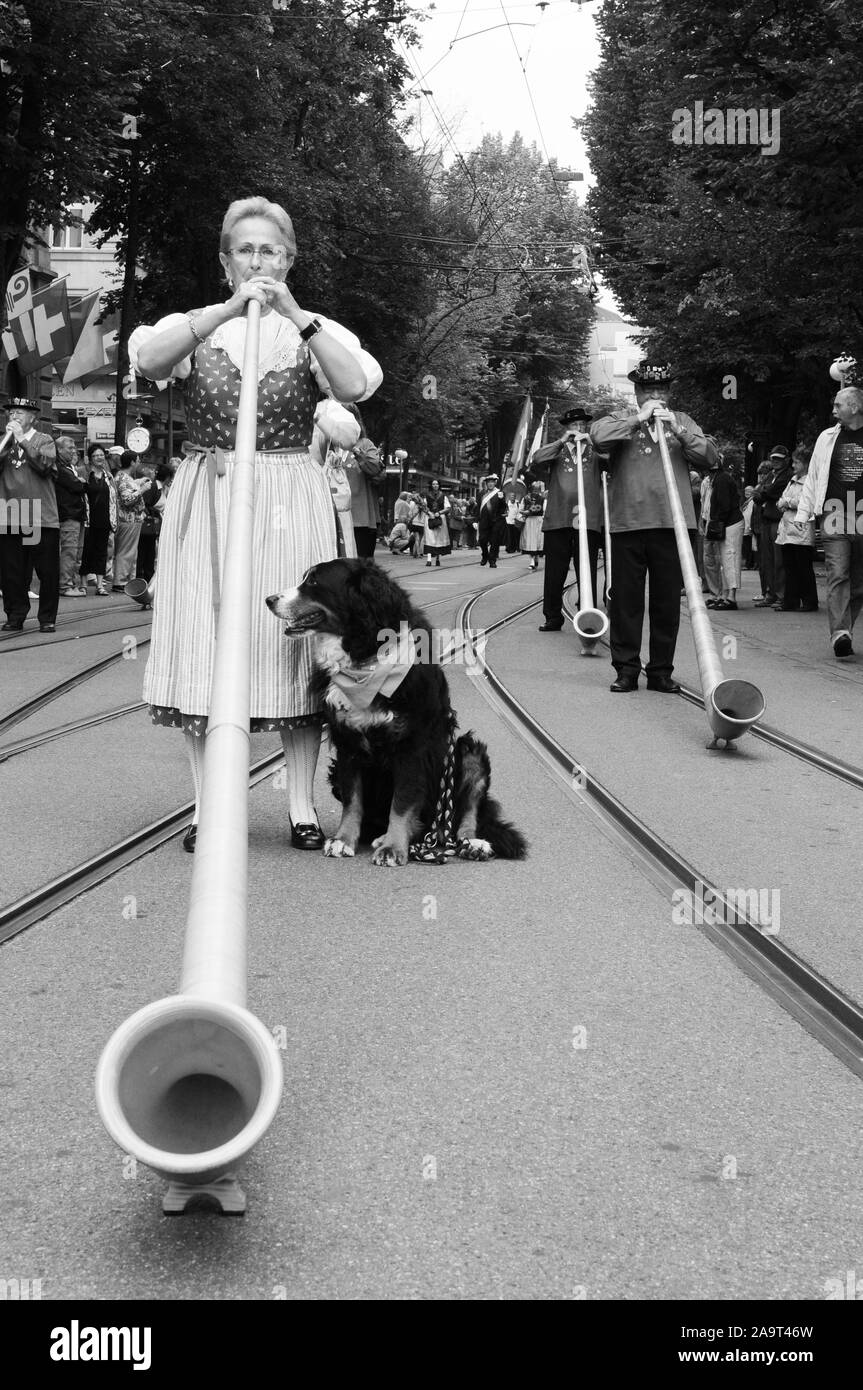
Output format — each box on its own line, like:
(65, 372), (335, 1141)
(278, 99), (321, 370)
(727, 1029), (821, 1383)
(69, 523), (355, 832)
(87, 442), (106, 461)
(220, 197), (297, 257)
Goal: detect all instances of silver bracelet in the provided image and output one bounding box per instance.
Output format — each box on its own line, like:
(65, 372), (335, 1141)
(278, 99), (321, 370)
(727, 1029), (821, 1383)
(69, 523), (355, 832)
(186, 311), (206, 345)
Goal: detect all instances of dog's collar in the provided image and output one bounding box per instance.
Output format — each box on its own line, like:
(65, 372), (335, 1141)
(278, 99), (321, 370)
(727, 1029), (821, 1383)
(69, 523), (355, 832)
(327, 637), (417, 711)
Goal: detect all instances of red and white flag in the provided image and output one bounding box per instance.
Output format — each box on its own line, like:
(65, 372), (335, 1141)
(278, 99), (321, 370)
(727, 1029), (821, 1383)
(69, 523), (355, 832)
(1, 274), (74, 374)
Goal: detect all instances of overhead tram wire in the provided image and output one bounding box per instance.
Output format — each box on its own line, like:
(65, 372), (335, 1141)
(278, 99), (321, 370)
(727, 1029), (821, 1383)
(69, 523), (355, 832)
(496, 0), (572, 220)
(397, 38), (539, 296)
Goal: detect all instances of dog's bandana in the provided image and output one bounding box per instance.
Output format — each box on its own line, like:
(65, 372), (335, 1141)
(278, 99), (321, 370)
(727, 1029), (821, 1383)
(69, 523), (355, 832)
(327, 638), (417, 712)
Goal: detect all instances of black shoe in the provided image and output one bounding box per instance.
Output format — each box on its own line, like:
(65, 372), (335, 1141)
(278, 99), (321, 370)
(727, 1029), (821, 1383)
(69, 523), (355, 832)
(646, 676), (681, 693)
(538, 620), (563, 632)
(39, 623), (56, 633)
(2, 620), (24, 631)
(489, 562), (497, 568)
(610, 674), (639, 692)
(479, 559), (488, 566)
(833, 634), (854, 659)
(182, 824), (197, 853)
(290, 819), (325, 850)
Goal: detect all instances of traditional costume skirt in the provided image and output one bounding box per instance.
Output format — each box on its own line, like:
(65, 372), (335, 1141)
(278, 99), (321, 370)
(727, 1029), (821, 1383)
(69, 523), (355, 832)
(520, 516), (544, 553)
(144, 447), (337, 736)
(423, 515), (451, 555)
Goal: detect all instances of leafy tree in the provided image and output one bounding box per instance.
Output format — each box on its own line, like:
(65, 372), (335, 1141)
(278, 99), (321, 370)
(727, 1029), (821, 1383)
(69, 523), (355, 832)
(583, 0), (863, 453)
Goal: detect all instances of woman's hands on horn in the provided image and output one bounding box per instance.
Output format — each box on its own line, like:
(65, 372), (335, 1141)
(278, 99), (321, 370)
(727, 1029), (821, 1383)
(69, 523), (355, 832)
(225, 275), (303, 323)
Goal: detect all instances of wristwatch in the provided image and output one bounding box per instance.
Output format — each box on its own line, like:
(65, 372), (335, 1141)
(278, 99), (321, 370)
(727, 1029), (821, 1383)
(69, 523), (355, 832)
(299, 318), (323, 342)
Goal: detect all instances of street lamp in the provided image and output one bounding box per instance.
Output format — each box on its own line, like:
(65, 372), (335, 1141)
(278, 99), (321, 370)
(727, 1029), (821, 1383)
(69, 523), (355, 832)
(394, 448), (408, 489)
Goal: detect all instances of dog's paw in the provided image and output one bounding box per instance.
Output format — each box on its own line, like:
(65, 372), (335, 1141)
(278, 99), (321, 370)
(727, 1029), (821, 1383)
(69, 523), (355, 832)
(457, 837), (494, 861)
(371, 841), (408, 867)
(323, 837), (356, 858)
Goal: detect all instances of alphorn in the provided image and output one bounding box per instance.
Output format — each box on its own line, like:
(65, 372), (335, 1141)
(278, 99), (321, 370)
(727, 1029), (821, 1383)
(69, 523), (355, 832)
(96, 299), (283, 1213)
(571, 436), (609, 655)
(653, 412), (765, 748)
(601, 470), (612, 601)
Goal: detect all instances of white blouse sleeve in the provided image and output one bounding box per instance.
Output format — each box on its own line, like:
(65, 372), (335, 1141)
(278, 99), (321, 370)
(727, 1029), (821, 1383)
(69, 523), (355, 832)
(310, 315), (383, 402)
(128, 313), (196, 389)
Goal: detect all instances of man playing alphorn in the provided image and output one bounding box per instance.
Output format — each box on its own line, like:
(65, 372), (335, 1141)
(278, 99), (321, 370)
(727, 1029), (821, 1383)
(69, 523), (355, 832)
(590, 362), (717, 693)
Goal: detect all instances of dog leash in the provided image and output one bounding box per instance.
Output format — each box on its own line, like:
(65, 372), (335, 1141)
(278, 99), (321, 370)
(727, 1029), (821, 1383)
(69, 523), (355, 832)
(409, 731), (490, 864)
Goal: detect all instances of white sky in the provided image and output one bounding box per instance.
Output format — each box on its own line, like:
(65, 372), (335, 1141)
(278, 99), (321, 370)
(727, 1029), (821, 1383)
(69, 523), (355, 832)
(402, 0), (600, 187)
(401, 1), (615, 304)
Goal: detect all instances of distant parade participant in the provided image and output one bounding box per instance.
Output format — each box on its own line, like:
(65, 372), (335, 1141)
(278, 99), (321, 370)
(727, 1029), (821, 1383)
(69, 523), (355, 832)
(0, 396), (59, 632)
(477, 473), (506, 567)
(528, 406), (601, 631)
(590, 362), (717, 692)
(795, 367), (863, 659)
(130, 194), (381, 852)
(519, 480), (546, 570)
(750, 445), (792, 609)
(81, 444), (118, 595)
(54, 435), (89, 596)
(422, 477), (451, 568)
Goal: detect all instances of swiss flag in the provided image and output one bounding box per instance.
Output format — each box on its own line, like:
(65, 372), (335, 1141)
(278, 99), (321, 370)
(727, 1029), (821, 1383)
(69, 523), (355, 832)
(1, 277), (74, 374)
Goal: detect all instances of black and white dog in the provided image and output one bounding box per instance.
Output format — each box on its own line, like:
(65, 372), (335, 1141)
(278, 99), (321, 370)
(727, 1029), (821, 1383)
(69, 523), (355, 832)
(266, 558), (527, 867)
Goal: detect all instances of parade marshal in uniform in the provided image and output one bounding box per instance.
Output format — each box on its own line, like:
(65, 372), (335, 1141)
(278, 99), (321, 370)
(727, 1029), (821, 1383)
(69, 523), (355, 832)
(590, 363), (717, 693)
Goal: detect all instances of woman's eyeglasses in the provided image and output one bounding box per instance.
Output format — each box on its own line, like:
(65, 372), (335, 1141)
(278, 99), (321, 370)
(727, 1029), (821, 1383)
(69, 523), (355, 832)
(228, 244), (288, 265)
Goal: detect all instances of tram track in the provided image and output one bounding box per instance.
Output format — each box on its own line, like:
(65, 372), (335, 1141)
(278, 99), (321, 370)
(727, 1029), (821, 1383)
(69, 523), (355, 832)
(464, 590), (863, 1082)
(0, 566), (519, 764)
(0, 639), (152, 740)
(559, 592), (863, 794)
(5, 573), (863, 1081)
(0, 570), (531, 939)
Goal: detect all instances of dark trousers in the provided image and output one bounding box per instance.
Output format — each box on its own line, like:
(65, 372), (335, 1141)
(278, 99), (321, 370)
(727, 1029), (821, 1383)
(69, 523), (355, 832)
(759, 519), (785, 600)
(354, 526), (377, 559)
(479, 522), (504, 565)
(780, 544), (818, 610)
(609, 528), (685, 679)
(543, 527), (601, 624)
(136, 531), (158, 582)
(0, 526), (60, 625)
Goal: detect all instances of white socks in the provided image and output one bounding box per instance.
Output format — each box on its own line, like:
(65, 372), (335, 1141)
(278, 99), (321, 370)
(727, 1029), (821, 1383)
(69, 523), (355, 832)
(185, 723), (321, 827)
(280, 723), (320, 824)
(184, 729), (206, 825)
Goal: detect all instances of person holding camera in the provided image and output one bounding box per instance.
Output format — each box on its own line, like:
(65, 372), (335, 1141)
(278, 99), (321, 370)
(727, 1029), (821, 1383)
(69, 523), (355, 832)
(589, 362), (717, 692)
(528, 406), (602, 631)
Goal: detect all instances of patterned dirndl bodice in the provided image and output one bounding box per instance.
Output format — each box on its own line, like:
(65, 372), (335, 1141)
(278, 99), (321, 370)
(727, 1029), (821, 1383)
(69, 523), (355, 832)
(185, 332), (317, 449)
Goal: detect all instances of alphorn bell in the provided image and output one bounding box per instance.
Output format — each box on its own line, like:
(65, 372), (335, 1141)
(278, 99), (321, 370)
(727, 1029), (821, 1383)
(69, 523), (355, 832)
(125, 574), (156, 608)
(571, 436), (609, 655)
(96, 299), (283, 1213)
(653, 412), (766, 748)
